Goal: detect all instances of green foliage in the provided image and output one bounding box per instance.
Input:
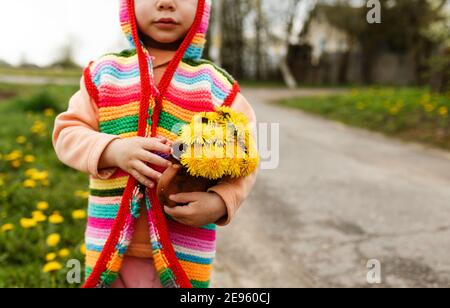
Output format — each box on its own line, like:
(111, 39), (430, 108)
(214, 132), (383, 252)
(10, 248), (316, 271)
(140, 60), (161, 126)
(280, 87), (450, 149)
(0, 83), (88, 287)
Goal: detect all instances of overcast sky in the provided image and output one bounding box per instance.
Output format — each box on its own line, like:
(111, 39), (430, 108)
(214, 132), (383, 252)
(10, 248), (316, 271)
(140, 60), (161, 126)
(0, 0), (128, 67)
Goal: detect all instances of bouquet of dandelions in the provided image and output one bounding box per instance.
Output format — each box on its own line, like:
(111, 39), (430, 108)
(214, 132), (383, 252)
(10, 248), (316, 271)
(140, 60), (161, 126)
(157, 106), (260, 208)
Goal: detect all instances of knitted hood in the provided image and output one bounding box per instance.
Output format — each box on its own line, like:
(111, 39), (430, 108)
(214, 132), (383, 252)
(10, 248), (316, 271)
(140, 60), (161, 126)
(112, 0), (213, 140)
(120, 0), (211, 61)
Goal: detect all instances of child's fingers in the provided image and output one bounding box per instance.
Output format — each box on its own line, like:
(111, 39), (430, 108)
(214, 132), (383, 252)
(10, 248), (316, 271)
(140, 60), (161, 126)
(129, 168), (155, 188)
(164, 205), (192, 219)
(142, 138), (172, 154)
(169, 192), (201, 203)
(139, 150), (172, 168)
(132, 160), (162, 182)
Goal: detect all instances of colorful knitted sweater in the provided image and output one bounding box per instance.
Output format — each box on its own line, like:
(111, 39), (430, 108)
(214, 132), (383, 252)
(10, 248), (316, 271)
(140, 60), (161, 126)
(82, 0), (240, 288)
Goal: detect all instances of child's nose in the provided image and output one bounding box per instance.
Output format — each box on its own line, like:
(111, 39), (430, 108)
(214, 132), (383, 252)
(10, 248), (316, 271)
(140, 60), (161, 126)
(157, 0), (175, 11)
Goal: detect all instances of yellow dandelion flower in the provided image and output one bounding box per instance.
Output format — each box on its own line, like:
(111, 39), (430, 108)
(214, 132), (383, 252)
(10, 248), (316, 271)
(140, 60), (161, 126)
(80, 243), (86, 255)
(216, 106), (249, 126)
(37, 201), (49, 211)
(389, 106), (400, 115)
(58, 249), (70, 258)
(16, 136), (27, 144)
(30, 170), (48, 181)
(438, 106), (448, 117)
(179, 125), (195, 145)
(31, 121), (46, 134)
(25, 168), (39, 177)
(11, 160), (21, 168)
(42, 261), (62, 273)
(45, 253), (57, 262)
(44, 108), (55, 117)
(72, 209), (86, 220)
(1, 223), (14, 233)
(425, 104), (435, 113)
(240, 156), (260, 178)
(49, 213), (64, 224)
(182, 145), (228, 179)
(32, 211), (47, 223)
(20, 218), (37, 229)
(4, 150), (22, 161)
(23, 179), (36, 188)
(74, 190), (89, 199)
(24, 155), (35, 163)
(46, 233), (61, 247)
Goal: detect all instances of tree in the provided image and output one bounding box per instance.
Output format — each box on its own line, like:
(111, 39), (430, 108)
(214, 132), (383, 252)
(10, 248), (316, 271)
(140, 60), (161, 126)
(302, 0), (447, 85)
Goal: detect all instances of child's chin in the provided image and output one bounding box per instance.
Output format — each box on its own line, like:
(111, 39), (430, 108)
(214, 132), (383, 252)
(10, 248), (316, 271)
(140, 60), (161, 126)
(151, 33), (184, 44)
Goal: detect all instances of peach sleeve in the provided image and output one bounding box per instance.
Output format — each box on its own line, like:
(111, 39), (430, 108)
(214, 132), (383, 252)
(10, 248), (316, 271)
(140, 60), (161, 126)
(52, 76), (120, 180)
(208, 93), (259, 226)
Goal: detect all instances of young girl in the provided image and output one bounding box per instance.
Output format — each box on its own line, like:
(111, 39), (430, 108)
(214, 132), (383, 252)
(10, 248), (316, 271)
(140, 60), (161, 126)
(52, 0), (257, 288)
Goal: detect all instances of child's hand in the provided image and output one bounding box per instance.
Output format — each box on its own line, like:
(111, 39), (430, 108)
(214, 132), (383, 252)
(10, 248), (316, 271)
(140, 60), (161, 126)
(102, 137), (173, 188)
(163, 192), (227, 227)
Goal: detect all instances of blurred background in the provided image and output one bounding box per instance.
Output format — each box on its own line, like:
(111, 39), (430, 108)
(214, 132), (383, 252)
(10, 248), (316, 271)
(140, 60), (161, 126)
(0, 0), (450, 288)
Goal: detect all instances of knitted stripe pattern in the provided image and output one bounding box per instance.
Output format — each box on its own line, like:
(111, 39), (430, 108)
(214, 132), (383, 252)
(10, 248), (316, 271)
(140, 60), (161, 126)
(81, 0), (240, 288)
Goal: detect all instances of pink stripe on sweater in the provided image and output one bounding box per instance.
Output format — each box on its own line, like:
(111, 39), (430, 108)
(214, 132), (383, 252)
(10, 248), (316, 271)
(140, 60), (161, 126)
(167, 219), (216, 241)
(92, 60), (140, 77)
(165, 91), (215, 113)
(87, 217), (115, 229)
(169, 231), (216, 252)
(86, 226), (110, 239)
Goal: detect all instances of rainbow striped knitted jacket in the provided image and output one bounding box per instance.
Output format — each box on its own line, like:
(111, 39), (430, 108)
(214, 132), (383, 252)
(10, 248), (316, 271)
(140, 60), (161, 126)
(81, 0), (240, 288)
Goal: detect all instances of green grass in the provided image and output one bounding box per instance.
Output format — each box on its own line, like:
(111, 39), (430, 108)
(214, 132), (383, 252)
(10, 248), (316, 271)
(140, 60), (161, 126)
(279, 87), (450, 150)
(0, 82), (89, 287)
(0, 67), (82, 79)
(239, 80), (288, 88)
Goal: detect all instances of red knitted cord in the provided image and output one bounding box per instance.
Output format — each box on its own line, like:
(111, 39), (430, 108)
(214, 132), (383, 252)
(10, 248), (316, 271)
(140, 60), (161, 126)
(83, 0), (152, 288)
(222, 82), (240, 107)
(83, 62), (99, 103)
(148, 187), (193, 288)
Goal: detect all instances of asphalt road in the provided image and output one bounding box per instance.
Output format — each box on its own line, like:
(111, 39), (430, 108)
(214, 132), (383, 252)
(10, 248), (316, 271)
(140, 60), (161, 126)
(212, 87), (450, 288)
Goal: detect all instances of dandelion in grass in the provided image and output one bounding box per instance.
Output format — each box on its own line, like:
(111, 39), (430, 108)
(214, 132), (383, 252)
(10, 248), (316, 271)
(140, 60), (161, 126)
(72, 209), (86, 220)
(16, 136), (27, 144)
(37, 201), (49, 211)
(438, 106), (448, 117)
(49, 212), (64, 224)
(23, 179), (36, 188)
(46, 233), (61, 247)
(24, 155), (35, 163)
(80, 243), (86, 255)
(58, 249), (70, 258)
(45, 253), (57, 262)
(1, 223), (14, 233)
(20, 218), (37, 229)
(43, 261), (62, 273)
(32, 211), (47, 223)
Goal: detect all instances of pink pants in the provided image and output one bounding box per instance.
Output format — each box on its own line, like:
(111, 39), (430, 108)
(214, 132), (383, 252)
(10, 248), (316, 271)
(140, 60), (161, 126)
(111, 256), (163, 288)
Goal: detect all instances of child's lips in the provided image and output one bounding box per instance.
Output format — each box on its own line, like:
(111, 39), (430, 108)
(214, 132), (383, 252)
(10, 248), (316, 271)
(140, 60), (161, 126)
(154, 22), (178, 30)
